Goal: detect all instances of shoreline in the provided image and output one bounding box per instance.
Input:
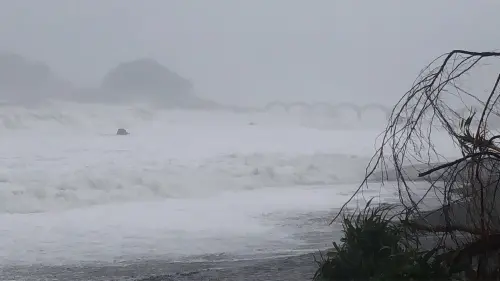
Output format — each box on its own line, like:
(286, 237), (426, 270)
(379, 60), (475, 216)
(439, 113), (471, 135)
(1, 251), (322, 281)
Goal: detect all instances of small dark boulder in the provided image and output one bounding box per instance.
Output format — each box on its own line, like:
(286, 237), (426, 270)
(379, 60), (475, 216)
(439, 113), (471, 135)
(116, 128), (129, 135)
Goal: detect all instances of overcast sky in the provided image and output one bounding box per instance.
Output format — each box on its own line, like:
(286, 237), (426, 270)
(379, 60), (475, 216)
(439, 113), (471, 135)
(1, 0), (500, 106)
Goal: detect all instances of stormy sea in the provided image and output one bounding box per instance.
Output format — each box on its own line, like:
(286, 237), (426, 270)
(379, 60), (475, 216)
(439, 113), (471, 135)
(0, 102), (454, 280)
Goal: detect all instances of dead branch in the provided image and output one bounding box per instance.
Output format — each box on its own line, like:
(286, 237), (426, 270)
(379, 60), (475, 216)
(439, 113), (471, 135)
(333, 50), (500, 271)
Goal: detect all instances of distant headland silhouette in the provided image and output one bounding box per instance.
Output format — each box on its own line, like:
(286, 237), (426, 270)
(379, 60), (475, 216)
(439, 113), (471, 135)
(0, 52), (392, 119)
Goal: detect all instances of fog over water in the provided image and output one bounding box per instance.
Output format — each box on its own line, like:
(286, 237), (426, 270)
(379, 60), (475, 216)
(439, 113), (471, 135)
(0, 1), (498, 280)
(2, 1), (500, 105)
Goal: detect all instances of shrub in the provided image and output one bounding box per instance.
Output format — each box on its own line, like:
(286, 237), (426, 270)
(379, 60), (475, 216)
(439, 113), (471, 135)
(313, 200), (455, 281)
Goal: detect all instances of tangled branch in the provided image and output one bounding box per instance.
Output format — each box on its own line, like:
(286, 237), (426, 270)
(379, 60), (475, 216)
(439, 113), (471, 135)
(335, 49), (500, 219)
(327, 49), (500, 279)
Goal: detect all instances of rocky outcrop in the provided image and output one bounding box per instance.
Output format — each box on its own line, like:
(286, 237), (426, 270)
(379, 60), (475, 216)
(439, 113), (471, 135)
(101, 58), (194, 104)
(0, 53), (223, 109)
(0, 53), (72, 103)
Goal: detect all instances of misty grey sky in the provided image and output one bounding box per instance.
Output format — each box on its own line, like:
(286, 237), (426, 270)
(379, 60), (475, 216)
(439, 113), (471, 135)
(1, 0), (500, 106)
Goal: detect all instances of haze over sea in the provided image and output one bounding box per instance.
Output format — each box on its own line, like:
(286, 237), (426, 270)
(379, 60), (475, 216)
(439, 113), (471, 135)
(1, 1), (495, 279)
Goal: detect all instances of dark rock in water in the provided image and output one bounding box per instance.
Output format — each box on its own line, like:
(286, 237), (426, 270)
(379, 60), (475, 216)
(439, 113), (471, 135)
(116, 128), (129, 135)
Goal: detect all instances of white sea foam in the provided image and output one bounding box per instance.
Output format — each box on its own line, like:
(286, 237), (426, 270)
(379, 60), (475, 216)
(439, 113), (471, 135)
(0, 102), (392, 214)
(0, 151), (372, 214)
(0, 102), (457, 266)
(0, 100), (390, 132)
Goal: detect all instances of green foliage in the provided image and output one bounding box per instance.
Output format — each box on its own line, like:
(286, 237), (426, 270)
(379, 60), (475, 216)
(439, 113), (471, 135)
(459, 110), (476, 136)
(313, 199), (457, 281)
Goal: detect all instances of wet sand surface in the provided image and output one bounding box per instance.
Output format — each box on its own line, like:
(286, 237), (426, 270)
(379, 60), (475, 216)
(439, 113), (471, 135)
(1, 252), (319, 281)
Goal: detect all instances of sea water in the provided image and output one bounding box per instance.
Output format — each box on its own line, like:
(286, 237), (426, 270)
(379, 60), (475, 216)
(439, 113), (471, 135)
(0, 102), (456, 276)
